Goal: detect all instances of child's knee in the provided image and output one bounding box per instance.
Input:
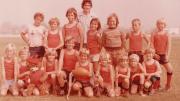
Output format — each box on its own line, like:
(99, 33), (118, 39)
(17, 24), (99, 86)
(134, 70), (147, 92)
(0, 89), (8, 96)
(33, 88), (40, 96)
(73, 83), (81, 91)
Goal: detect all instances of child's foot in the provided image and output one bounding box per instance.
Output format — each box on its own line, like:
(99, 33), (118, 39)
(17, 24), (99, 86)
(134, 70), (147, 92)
(59, 90), (65, 96)
(149, 89), (155, 96)
(165, 85), (171, 92)
(139, 91), (146, 97)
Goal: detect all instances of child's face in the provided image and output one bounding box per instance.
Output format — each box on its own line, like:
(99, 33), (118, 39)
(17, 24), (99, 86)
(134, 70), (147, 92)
(34, 16), (43, 26)
(108, 17), (117, 29)
(100, 57), (109, 66)
(156, 21), (166, 31)
(6, 49), (15, 58)
(132, 21), (141, 32)
(145, 53), (153, 60)
(83, 3), (92, 13)
(90, 20), (99, 31)
(66, 40), (75, 50)
(67, 12), (75, 22)
(119, 59), (128, 67)
(80, 53), (88, 62)
(50, 22), (59, 30)
(20, 52), (29, 61)
(47, 54), (56, 62)
(129, 59), (138, 67)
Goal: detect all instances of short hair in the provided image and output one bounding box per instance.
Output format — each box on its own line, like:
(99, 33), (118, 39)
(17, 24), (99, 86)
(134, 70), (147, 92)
(81, 0), (93, 8)
(90, 18), (101, 30)
(48, 17), (60, 26)
(5, 43), (16, 54)
(79, 48), (90, 56)
(129, 54), (140, 62)
(34, 12), (44, 21)
(156, 18), (166, 26)
(132, 18), (141, 25)
(19, 46), (29, 56)
(144, 48), (155, 55)
(107, 13), (119, 27)
(66, 8), (78, 19)
(44, 49), (57, 58)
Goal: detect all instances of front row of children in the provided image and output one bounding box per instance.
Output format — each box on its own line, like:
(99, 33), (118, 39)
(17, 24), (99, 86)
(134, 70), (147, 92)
(0, 40), (166, 98)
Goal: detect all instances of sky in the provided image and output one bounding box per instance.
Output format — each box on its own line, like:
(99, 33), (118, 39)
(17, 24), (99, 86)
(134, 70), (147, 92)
(0, 0), (180, 34)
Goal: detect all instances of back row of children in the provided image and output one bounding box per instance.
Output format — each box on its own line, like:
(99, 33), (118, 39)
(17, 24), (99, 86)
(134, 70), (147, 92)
(0, 0), (173, 99)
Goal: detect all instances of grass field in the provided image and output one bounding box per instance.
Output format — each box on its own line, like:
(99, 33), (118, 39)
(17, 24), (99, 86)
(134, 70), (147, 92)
(0, 37), (180, 101)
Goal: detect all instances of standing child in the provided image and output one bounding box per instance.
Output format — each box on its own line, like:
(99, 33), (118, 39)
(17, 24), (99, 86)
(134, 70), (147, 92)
(115, 54), (130, 97)
(102, 13), (126, 67)
(57, 35), (79, 95)
(17, 46), (30, 96)
(78, 0), (96, 46)
(42, 49), (58, 95)
(0, 43), (19, 96)
(21, 12), (46, 58)
(87, 18), (102, 72)
(151, 18), (173, 91)
(63, 8), (84, 50)
(126, 18), (150, 63)
(129, 54), (145, 96)
(94, 49), (115, 97)
(44, 17), (64, 59)
(68, 48), (94, 98)
(143, 48), (162, 95)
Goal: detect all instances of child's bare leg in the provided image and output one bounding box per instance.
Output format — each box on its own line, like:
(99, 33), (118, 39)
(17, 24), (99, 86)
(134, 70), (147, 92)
(163, 63), (173, 90)
(0, 88), (8, 96)
(33, 88), (40, 96)
(72, 82), (82, 96)
(121, 78), (130, 96)
(130, 84), (138, 94)
(84, 86), (93, 97)
(139, 75), (145, 96)
(9, 84), (19, 96)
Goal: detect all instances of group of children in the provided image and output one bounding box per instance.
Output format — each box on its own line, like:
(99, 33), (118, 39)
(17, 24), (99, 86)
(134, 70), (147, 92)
(0, 0), (173, 99)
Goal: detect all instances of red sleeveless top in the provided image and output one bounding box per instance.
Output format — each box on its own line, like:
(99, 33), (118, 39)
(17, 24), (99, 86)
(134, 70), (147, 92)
(117, 67), (128, 83)
(63, 50), (78, 72)
(64, 24), (80, 43)
(87, 30), (101, 55)
(47, 31), (60, 48)
(145, 61), (157, 73)
(46, 62), (55, 72)
(129, 33), (143, 51)
(153, 33), (168, 54)
(4, 61), (15, 80)
(130, 64), (143, 78)
(100, 65), (112, 83)
(19, 65), (29, 80)
(29, 70), (44, 85)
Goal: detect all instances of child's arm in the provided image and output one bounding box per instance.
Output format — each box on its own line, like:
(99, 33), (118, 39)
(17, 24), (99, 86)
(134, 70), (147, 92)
(167, 34), (172, 58)
(58, 49), (64, 72)
(142, 33), (150, 49)
(121, 32), (127, 49)
(0, 57), (6, 83)
(150, 33), (155, 48)
(151, 61), (162, 77)
(43, 31), (49, 49)
(20, 29), (29, 45)
(55, 29), (64, 50)
(41, 57), (46, 71)
(14, 57), (19, 82)
(77, 23), (84, 49)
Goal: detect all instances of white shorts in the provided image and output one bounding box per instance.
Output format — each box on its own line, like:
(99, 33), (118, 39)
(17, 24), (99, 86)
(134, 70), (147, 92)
(90, 54), (100, 62)
(1, 80), (15, 90)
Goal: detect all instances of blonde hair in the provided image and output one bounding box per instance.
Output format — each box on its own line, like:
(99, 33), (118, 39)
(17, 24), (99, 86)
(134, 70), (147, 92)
(129, 54), (139, 62)
(144, 48), (155, 55)
(48, 17), (60, 26)
(5, 43), (17, 56)
(156, 18), (166, 27)
(79, 48), (90, 56)
(44, 49), (57, 58)
(99, 48), (111, 62)
(19, 46), (29, 56)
